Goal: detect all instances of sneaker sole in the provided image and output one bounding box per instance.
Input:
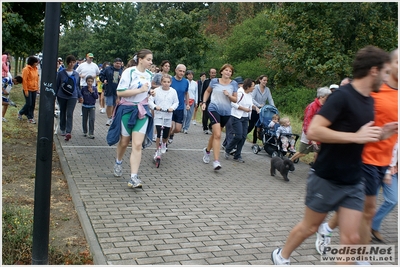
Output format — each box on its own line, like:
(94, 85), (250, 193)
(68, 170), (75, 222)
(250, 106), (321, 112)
(214, 165), (221, 171)
(128, 183), (143, 189)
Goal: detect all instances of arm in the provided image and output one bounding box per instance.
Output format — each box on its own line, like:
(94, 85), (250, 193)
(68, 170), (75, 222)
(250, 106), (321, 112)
(170, 90), (179, 111)
(201, 86), (212, 110)
(251, 89), (261, 107)
(148, 95), (156, 109)
(265, 87), (275, 106)
(307, 115), (382, 144)
(117, 83), (149, 97)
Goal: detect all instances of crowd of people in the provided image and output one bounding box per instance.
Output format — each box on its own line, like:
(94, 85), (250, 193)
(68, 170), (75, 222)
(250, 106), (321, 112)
(2, 45), (398, 264)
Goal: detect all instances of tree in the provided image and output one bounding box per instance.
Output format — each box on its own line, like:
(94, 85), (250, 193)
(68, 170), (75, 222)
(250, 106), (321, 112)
(267, 2), (398, 88)
(2, 2), (45, 56)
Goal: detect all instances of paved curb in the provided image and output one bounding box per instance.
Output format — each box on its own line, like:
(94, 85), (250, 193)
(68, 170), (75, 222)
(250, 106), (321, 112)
(54, 134), (107, 265)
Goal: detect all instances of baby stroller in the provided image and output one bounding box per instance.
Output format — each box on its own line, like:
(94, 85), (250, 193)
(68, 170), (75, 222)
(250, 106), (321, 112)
(251, 105), (300, 162)
(2, 78), (17, 108)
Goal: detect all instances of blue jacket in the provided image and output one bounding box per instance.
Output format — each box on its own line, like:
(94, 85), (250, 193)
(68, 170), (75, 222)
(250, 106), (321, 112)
(56, 69), (82, 99)
(81, 85), (98, 107)
(99, 65), (123, 97)
(106, 104), (153, 148)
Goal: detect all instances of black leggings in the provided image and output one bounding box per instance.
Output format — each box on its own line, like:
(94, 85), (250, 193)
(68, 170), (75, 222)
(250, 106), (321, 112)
(156, 125), (171, 139)
(247, 110), (259, 144)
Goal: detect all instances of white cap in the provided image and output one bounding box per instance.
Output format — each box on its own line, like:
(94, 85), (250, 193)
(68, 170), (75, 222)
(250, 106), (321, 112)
(329, 84), (339, 90)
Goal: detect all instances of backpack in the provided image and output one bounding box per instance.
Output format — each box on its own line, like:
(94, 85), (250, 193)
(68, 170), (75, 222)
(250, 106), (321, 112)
(61, 71), (76, 96)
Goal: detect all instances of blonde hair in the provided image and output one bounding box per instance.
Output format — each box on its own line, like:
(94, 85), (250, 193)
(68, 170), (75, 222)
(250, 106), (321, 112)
(279, 117), (290, 125)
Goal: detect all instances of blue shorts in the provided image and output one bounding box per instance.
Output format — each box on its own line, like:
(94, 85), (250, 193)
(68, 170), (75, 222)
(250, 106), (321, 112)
(172, 109), (184, 124)
(362, 164), (388, 196)
(105, 95), (117, 107)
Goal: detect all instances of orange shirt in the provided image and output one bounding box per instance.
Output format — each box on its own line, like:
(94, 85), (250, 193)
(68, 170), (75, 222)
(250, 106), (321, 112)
(22, 65), (39, 93)
(362, 83), (398, 166)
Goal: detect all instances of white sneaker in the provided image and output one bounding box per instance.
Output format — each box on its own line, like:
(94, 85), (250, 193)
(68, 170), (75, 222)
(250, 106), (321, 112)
(213, 160), (221, 170)
(114, 163), (123, 177)
(315, 225), (332, 255)
(184, 130), (188, 134)
(203, 147), (210, 164)
(128, 174), (142, 188)
(271, 248), (290, 265)
(161, 142), (167, 154)
(152, 134), (157, 142)
(100, 108), (105, 114)
(192, 120), (197, 125)
(106, 118), (113, 126)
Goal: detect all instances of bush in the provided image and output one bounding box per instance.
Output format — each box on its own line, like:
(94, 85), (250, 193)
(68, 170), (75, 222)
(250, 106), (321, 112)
(273, 85), (316, 117)
(2, 205), (34, 265)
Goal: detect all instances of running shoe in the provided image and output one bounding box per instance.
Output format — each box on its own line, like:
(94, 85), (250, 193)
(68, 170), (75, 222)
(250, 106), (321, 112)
(203, 147), (210, 164)
(2, 117), (7, 122)
(161, 143), (167, 154)
(64, 133), (71, 141)
(106, 118), (113, 126)
(315, 228), (332, 255)
(233, 157), (245, 163)
(192, 120), (197, 125)
(28, 119), (36, 124)
(113, 162), (122, 177)
(271, 248), (290, 265)
(128, 174), (142, 188)
(88, 135), (95, 139)
(224, 151), (230, 160)
(213, 160), (221, 170)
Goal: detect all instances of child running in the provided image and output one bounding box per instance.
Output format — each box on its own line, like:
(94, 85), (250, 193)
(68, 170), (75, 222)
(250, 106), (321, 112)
(148, 74), (179, 159)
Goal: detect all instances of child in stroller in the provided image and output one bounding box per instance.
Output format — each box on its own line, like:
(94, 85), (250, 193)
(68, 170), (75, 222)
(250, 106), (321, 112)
(252, 105), (299, 161)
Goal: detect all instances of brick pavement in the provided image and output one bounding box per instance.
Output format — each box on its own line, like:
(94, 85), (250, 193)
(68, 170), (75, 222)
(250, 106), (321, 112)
(53, 103), (398, 265)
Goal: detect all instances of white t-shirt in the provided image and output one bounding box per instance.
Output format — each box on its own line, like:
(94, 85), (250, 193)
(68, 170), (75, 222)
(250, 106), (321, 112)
(117, 67), (152, 103)
(230, 87), (252, 119)
(148, 87), (179, 127)
(76, 62), (100, 86)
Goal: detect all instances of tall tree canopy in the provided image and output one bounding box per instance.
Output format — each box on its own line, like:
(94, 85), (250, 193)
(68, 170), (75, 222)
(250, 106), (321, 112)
(267, 2), (398, 88)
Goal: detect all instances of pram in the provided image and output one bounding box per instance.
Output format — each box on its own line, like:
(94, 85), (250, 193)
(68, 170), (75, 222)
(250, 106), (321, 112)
(2, 78), (17, 108)
(251, 105), (300, 162)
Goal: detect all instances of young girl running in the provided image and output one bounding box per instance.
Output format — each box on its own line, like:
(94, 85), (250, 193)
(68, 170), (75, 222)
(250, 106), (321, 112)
(106, 49), (155, 189)
(148, 74), (179, 158)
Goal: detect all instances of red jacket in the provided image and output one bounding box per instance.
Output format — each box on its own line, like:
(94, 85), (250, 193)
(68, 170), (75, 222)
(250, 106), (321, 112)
(303, 98), (322, 135)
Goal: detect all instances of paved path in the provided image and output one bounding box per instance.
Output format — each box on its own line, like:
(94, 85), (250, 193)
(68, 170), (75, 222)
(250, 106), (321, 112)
(53, 104), (398, 265)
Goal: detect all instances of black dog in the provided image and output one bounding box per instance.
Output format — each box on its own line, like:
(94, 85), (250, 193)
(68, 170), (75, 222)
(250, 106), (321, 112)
(270, 157), (295, 181)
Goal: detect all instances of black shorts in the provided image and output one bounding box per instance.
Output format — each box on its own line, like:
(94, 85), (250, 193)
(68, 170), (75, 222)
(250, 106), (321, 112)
(305, 170), (365, 213)
(362, 164), (388, 196)
(208, 111), (231, 128)
(155, 125), (170, 139)
(172, 109), (184, 124)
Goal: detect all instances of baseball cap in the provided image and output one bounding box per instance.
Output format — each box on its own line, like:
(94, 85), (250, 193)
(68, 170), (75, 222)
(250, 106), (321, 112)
(58, 57), (62, 61)
(86, 53), (94, 58)
(329, 84), (339, 90)
(234, 76), (244, 84)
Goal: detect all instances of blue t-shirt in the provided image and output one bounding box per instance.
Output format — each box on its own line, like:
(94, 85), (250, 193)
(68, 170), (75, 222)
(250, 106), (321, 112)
(208, 78), (238, 116)
(171, 76), (189, 110)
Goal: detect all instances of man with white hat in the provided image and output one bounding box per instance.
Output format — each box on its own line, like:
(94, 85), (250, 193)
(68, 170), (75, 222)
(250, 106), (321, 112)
(329, 83), (339, 92)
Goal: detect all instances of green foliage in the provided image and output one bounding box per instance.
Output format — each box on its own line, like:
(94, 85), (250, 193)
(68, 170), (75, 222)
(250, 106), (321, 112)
(273, 85), (316, 117)
(2, 205), (33, 265)
(2, 2), (45, 56)
(268, 2), (398, 88)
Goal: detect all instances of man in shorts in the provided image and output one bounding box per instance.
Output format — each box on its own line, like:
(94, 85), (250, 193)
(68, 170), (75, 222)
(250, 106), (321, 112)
(314, 48), (399, 256)
(271, 45), (394, 265)
(168, 64), (190, 144)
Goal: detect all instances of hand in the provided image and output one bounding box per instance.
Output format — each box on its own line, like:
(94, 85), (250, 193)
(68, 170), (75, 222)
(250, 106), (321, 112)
(201, 102), (206, 111)
(149, 89), (155, 96)
(155, 106), (160, 111)
(383, 173), (392, 185)
(104, 80), (108, 84)
(186, 104), (190, 110)
(381, 121), (398, 140)
(141, 83), (149, 93)
(78, 97), (83, 103)
(355, 121), (382, 144)
(168, 108), (173, 112)
(223, 90), (229, 97)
